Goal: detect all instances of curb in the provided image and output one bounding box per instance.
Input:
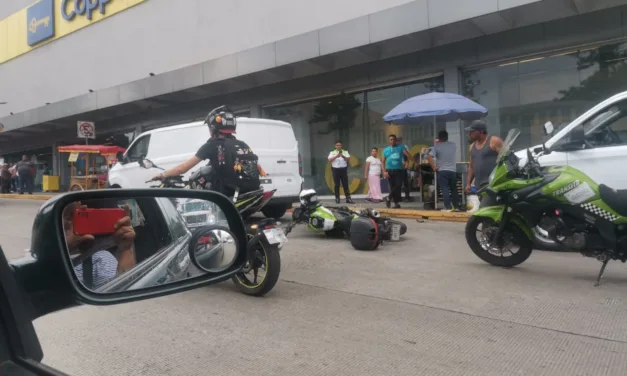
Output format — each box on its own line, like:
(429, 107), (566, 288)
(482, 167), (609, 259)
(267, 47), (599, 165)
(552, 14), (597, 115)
(289, 205), (469, 223)
(0, 194), (470, 223)
(0, 193), (56, 201)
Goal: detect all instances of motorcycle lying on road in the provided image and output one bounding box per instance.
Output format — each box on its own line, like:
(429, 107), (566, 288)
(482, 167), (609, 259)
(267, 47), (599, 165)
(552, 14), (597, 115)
(465, 127), (627, 286)
(285, 189), (407, 250)
(139, 157), (286, 296)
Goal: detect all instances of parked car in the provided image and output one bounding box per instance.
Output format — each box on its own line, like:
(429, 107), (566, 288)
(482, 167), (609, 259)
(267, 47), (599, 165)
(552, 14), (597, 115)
(515, 91), (627, 190)
(108, 118), (303, 218)
(177, 198), (229, 229)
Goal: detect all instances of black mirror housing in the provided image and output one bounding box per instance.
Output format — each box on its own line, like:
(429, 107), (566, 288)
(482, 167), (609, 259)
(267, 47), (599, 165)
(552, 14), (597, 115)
(13, 189), (247, 318)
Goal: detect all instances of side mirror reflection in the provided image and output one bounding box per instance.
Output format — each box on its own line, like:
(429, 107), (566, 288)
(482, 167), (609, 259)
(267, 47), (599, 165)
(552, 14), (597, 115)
(61, 195), (237, 294)
(189, 226), (238, 272)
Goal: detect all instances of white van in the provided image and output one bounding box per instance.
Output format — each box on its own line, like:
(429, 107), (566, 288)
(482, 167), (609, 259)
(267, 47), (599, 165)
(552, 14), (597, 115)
(516, 91), (627, 190)
(108, 118), (303, 218)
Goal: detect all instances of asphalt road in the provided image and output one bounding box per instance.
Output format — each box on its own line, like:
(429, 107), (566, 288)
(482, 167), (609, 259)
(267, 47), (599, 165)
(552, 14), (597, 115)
(3, 199), (627, 376)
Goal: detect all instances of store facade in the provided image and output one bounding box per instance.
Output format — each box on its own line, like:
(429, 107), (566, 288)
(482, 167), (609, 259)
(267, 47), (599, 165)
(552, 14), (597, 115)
(263, 75), (446, 194)
(461, 39), (627, 152)
(1, 0), (627, 195)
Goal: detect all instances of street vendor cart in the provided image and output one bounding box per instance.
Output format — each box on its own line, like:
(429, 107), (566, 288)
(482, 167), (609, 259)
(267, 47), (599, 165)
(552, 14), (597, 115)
(57, 145), (126, 191)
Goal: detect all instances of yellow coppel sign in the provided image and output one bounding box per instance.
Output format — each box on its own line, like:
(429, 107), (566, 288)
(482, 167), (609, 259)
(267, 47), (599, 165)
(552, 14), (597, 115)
(0, 0), (147, 65)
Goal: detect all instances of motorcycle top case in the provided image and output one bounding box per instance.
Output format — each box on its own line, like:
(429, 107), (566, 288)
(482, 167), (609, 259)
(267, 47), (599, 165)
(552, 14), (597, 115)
(349, 217), (381, 251)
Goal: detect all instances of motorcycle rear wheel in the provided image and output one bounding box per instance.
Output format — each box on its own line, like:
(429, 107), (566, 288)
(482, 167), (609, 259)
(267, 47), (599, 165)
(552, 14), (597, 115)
(232, 235), (281, 297)
(465, 216), (533, 267)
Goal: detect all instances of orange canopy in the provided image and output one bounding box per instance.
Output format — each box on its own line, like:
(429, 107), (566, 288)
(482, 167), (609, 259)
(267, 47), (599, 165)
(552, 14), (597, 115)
(57, 145), (126, 156)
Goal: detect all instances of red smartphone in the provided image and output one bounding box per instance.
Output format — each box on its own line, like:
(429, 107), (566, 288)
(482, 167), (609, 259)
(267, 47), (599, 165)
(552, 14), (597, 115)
(73, 208), (125, 236)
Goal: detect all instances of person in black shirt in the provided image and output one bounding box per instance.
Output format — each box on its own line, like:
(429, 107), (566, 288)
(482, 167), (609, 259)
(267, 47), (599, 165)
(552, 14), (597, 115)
(151, 105), (260, 197)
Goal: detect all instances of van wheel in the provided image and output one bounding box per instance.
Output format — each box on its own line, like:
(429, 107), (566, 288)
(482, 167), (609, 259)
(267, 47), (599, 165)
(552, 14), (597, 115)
(262, 204), (288, 219)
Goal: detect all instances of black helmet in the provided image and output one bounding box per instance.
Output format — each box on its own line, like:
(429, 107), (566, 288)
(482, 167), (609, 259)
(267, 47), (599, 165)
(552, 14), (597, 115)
(204, 105), (237, 135)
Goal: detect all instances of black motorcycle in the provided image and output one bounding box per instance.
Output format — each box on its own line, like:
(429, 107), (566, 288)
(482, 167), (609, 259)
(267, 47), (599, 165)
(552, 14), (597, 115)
(139, 157), (284, 297)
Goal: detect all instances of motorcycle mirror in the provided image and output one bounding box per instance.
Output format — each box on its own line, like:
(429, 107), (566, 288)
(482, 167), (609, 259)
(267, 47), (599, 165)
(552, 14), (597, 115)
(139, 158), (155, 169)
(543, 121), (555, 136)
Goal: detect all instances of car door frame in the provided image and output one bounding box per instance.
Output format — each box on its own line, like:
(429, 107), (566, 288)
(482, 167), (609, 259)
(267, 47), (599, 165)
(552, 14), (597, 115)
(0, 247), (69, 375)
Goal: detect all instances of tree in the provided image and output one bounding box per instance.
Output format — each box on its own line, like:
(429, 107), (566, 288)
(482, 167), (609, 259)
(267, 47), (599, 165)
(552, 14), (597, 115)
(309, 91), (362, 141)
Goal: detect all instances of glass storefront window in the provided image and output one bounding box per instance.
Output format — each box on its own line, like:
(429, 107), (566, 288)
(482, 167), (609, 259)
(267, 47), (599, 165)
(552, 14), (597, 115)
(264, 76), (445, 195)
(462, 40), (627, 151)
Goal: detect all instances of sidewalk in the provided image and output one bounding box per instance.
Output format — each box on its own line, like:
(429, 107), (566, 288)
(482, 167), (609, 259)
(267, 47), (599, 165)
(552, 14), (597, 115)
(295, 197), (470, 223)
(0, 192), (470, 223)
(0, 193), (58, 200)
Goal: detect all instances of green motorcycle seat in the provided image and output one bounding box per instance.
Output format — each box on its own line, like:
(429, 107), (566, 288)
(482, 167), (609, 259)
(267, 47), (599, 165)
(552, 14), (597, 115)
(598, 184), (627, 217)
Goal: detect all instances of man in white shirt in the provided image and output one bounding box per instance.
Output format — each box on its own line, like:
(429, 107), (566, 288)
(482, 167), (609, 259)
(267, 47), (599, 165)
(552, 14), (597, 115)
(328, 140), (354, 204)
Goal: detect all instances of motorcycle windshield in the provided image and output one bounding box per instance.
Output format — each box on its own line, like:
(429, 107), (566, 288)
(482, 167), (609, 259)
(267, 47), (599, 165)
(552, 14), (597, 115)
(496, 128), (521, 164)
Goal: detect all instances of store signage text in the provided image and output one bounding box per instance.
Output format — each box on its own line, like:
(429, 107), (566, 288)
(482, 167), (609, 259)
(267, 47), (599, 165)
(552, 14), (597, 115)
(61, 0), (111, 21)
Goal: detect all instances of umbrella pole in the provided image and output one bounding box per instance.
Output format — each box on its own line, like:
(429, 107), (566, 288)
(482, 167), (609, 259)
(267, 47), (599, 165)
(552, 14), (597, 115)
(433, 115), (438, 210)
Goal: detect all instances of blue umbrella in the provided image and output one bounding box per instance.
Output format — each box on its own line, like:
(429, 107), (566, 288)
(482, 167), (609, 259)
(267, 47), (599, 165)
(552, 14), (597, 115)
(383, 92), (487, 209)
(383, 92), (487, 124)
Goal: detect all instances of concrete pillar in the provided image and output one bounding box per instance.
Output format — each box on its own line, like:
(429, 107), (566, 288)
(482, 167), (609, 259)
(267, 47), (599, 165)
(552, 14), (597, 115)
(249, 105), (261, 118)
(134, 125), (142, 139)
(52, 142), (59, 176)
(443, 67), (463, 162)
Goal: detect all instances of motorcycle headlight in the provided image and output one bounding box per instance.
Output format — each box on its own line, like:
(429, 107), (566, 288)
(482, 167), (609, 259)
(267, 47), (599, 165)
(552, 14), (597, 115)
(488, 168), (496, 184)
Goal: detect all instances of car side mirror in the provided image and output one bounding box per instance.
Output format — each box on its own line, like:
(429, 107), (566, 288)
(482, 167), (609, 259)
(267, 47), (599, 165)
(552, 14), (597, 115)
(115, 151), (125, 164)
(16, 189), (247, 314)
(544, 121), (555, 136)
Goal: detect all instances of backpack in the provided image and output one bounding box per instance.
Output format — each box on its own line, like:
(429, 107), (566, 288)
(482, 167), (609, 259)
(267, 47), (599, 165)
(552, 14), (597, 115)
(215, 138), (260, 192)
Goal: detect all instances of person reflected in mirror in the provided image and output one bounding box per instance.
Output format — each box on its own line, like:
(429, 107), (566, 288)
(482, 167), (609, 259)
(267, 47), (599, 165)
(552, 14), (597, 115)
(328, 140), (354, 204)
(63, 202), (136, 289)
(465, 120), (504, 207)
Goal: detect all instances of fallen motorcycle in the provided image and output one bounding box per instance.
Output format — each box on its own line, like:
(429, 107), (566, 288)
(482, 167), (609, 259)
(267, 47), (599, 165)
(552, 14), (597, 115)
(466, 127), (627, 286)
(139, 157), (286, 296)
(285, 189), (407, 250)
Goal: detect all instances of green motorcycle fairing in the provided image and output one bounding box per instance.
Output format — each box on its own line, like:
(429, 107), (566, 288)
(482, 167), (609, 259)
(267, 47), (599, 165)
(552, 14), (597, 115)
(308, 205), (339, 232)
(473, 159), (627, 236)
(308, 205), (359, 232)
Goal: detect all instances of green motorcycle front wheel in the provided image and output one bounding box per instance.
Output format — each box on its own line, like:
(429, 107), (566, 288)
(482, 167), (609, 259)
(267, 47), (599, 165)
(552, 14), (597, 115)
(465, 216), (533, 267)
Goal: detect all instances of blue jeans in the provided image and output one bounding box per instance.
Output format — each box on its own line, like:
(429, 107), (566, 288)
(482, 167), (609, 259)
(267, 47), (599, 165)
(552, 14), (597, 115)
(437, 170), (460, 210)
(18, 174), (33, 194)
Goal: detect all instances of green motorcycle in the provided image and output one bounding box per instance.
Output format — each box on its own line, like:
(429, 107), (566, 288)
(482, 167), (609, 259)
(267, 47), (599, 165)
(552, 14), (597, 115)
(286, 189), (407, 250)
(465, 128), (627, 286)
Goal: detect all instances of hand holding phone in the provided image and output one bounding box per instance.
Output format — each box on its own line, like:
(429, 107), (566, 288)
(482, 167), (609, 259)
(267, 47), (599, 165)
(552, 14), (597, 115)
(73, 208), (126, 236)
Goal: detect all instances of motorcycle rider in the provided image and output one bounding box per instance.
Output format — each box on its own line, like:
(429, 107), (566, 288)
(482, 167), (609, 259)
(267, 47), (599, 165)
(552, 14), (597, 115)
(151, 105), (261, 197)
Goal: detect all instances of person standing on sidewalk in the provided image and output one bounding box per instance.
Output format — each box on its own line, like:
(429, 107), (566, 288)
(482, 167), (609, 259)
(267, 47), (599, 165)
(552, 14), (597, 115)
(9, 164), (17, 192)
(464, 120), (503, 206)
(364, 147), (383, 203)
(328, 140), (354, 204)
(428, 130), (460, 212)
(15, 155), (34, 195)
(0, 164), (11, 193)
(396, 136), (413, 202)
(382, 134), (412, 209)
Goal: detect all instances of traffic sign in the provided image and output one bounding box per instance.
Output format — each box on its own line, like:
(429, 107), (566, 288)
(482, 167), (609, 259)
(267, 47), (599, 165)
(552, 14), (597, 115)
(77, 121), (96, 139)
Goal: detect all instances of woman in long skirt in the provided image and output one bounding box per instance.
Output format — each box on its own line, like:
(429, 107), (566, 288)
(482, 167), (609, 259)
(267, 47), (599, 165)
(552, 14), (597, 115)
(365, 147), (383, 202)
